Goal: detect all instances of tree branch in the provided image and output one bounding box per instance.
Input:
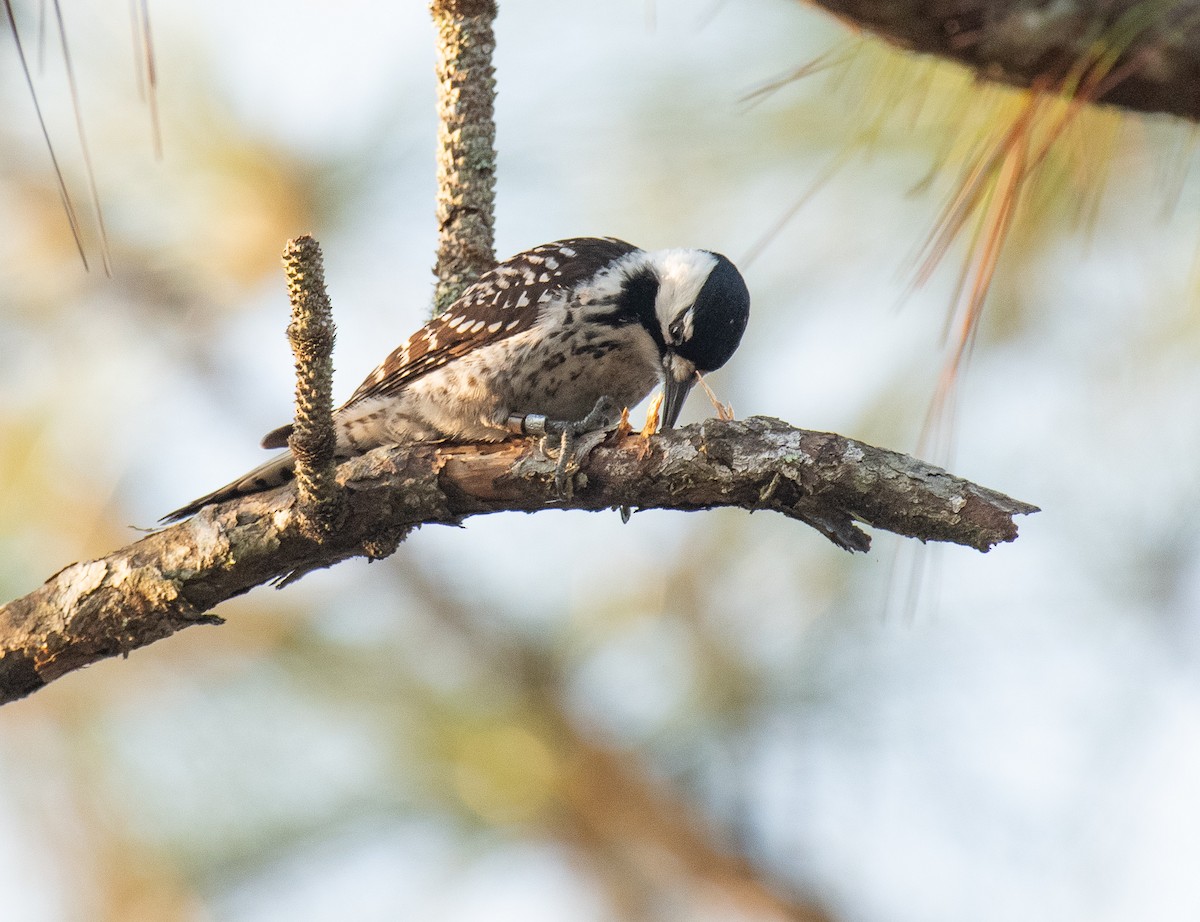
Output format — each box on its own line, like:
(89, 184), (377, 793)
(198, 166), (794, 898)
(431, 0), (498, 313)
(804, 0), (1200, 122)
(0, 416), (1036, 705)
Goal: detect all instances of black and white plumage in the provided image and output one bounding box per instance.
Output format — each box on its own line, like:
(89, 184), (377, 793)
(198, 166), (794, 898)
(163, 237), (750, 521)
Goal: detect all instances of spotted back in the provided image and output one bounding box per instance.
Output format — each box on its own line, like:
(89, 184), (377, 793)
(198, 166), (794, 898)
(342, 237), (640, 408)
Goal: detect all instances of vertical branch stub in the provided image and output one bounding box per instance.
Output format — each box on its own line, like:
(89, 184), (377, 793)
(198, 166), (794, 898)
(431, 0), (498, 315)
(283, 235), (339, 534)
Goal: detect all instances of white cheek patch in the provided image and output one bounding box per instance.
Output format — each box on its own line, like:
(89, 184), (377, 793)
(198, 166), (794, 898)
(652, 249), (718, 332)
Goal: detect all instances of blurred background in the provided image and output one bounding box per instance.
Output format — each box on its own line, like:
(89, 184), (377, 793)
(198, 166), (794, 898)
(3, 1), (1200, 920)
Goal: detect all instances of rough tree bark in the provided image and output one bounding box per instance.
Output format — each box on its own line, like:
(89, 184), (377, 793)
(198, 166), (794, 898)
(431, 0), (498, 313)
(0, 418), (1036, 705)
(282, 235), (341, 535)
(804, 0), (1200, 122)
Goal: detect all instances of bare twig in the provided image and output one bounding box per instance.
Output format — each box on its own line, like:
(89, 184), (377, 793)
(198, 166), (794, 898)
(430, 0), (498, 313)
(0, 416), (1036, 705)
(283, 235), (340, 536)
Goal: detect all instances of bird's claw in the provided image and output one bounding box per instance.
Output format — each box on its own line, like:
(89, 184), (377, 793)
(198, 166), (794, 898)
(540, 396), (622, 498)
(547, 429), (576, 496)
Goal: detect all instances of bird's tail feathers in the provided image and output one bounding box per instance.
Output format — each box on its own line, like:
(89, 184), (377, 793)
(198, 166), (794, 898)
(161, 450), (297, 523)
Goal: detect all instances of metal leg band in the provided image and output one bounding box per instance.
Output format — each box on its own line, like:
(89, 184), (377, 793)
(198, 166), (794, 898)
(508, 413), (548, 437)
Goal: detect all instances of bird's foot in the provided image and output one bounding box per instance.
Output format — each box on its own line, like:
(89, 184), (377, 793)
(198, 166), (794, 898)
(510, 397), (622, 497)
(545, 396), (623, 496)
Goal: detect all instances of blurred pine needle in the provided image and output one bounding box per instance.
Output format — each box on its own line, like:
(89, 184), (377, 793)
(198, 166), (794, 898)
(746, 21), (1190, 453)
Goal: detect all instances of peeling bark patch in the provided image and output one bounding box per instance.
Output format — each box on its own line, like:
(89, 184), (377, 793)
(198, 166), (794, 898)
(53, 561), (107, 625)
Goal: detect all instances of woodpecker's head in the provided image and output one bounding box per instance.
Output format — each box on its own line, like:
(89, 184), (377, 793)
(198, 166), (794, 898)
(632, 248), (750, 428)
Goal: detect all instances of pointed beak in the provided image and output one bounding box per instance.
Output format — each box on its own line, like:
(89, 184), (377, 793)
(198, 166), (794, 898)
(661, 370), (696, 430)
